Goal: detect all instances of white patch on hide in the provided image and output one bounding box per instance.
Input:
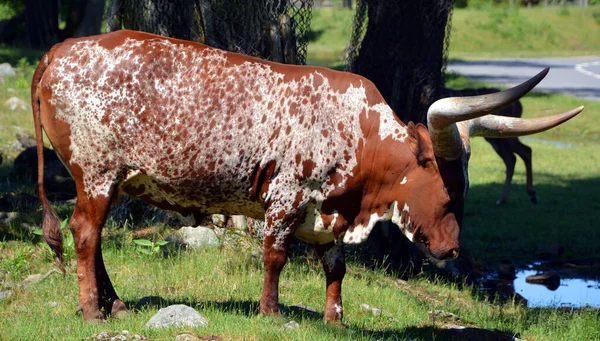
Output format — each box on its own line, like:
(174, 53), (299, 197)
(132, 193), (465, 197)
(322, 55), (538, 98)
(294, 203), (336, 244)
(391, 202), (413, 241)
(373, 103), (408, 142)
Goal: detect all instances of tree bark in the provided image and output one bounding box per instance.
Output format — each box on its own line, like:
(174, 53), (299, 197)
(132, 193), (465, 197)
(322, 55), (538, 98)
(24, 0), (60, 48)
(350, 0), (451, 124)
(64, 0), (105, 38)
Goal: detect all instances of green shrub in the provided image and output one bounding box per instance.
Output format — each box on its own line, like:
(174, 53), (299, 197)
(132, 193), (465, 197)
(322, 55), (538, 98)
(593, 10), (600, 25)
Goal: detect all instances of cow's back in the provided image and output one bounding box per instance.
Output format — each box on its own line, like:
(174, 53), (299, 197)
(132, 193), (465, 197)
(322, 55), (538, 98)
(38, 30), (380, 217)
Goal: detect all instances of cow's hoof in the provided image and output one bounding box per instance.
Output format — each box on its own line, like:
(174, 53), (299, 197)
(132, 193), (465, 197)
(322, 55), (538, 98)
(83, 309), (105, 323)
(111, 299), (129, 319)
(323, 318), (343, 327)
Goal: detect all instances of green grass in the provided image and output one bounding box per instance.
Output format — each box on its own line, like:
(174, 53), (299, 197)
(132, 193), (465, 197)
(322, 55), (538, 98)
(450, 6), (600, 59)
(306, 6), (600, 65)
(1, 236), (599, 341)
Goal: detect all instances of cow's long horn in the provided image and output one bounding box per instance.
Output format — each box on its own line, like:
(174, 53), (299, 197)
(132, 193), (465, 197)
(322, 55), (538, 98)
(461, 106), (584, 138)
(427, 68), (549, 160)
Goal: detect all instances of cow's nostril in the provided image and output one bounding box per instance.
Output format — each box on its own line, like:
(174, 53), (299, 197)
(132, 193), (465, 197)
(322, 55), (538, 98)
(449, 248), (459, 260)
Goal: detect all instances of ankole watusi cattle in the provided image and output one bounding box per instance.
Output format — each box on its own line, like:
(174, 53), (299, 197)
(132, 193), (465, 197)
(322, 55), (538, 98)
(32, 30), (583, 323)
(440, 87), (536, 205)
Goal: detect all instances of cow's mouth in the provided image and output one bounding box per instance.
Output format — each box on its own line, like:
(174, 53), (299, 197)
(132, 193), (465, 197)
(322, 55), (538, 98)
(412, 226), (459, 261)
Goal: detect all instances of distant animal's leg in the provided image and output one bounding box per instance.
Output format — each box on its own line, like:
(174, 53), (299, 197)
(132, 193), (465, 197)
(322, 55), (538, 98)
(315, 241), (346, 325)
(259, 211), (302, 316)
(69, 174), (117, 321)
(488, 138), (516, 205)
(513, 138), (536, 204)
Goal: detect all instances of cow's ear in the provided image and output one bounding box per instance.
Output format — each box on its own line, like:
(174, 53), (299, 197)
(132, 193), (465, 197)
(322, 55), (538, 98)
(408, 122), (435, 167)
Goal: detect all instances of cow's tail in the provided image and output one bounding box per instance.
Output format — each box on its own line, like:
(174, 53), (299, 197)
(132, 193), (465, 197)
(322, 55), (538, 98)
(32, 51), (65, 274)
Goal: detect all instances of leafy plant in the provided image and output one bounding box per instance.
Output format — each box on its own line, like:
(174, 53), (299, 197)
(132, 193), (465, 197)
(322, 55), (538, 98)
(133, 239), (169, 256)
(593, 10), (600, 25)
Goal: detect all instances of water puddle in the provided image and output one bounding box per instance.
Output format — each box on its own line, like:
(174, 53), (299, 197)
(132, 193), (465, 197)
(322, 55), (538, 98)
(514, 270), (600, 308)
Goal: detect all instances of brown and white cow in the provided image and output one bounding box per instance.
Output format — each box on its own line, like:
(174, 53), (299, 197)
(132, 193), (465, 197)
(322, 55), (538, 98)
(32, 30), (583, 323)
(441, 87), (535, 205)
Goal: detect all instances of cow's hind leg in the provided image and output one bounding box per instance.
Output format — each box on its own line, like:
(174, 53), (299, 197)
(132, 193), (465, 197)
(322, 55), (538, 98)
(512, 138), (536, 204)
(70, 180), (122, 321)
(259, 210), (303, 316)
(315, 242), (346, 325)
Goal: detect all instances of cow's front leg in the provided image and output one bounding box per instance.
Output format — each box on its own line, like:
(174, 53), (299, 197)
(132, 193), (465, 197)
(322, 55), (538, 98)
(315, 241), (346, 325)
(259, 212), (301, 316)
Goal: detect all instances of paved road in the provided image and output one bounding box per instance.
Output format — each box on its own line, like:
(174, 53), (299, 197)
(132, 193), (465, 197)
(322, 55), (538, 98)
(448, 57), (600, 101)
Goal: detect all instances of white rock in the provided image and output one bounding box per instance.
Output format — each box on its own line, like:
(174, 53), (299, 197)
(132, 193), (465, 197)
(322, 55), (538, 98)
(145, 304), (208, 329)
(0, 63), (15, 77)
(284, 320), (300, 329)
(177, 226), (219, 249)
(4, 97), (28, 111)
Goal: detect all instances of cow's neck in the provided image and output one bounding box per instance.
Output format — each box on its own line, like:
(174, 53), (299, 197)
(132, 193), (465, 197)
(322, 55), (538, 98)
(340, 109), (415, 244)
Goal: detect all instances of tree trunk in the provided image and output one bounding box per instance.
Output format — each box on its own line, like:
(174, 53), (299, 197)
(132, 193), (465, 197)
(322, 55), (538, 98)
(64, 0), (105, 38)
(350, 0), (452, 124)
(343, 0), (352, 9)
(24, 0), (60, 48)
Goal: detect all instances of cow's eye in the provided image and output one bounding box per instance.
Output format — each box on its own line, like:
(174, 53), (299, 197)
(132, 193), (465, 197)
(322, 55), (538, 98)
(449, 191), (456, 200)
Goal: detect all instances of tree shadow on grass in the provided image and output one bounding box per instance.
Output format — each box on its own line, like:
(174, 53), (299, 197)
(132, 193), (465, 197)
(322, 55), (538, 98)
(127, 297), (520, 340)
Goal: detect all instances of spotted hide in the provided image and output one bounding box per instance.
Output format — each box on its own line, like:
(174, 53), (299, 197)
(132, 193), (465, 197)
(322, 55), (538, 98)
(33, 30), (582, 323)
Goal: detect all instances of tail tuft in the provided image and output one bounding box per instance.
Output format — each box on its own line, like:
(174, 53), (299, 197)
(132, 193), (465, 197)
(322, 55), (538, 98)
(32, 50), (65, 275)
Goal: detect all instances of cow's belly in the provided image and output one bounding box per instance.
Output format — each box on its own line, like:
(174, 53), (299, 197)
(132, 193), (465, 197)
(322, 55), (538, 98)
(119, 172), (264, 219)
(293, 203), (336, 244)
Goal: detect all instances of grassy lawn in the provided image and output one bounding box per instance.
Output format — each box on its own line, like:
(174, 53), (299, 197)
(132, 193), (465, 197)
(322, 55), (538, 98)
(306, 5), (600, 64)
(1, 235), (599, 341)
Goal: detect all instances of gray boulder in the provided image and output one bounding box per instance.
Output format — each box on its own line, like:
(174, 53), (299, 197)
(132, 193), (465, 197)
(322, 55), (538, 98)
(4, 97), (28, 111)
(145, 304), (208, 329)
(177, 226), (219, 249)
(0, 63), (15, 77)
(0, 290), (14, 302)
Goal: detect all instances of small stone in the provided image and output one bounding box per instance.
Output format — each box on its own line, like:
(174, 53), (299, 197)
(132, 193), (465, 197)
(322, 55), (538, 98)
(22, 273), (43, 286)
(175, 334), (200, 341)
(0, 212), (19, 225)
(0, 290), (14, 301)
(360, 303), (382, 316)
(284, 320), (300, 329)
(4, 97), (28, 111)
(0, 63), (15, 77)
(7, 87), (15, 92)
(177, 226), (219, 249)
(145, 304), (208, 329)
(15, 128), (36, 149)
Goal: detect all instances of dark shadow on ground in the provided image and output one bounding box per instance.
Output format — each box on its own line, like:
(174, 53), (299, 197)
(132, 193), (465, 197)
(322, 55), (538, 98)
(127, 298), (520, 340)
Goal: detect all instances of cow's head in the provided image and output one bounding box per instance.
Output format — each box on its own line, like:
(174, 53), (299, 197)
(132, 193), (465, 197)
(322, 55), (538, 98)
(396, 68), (583, 261)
